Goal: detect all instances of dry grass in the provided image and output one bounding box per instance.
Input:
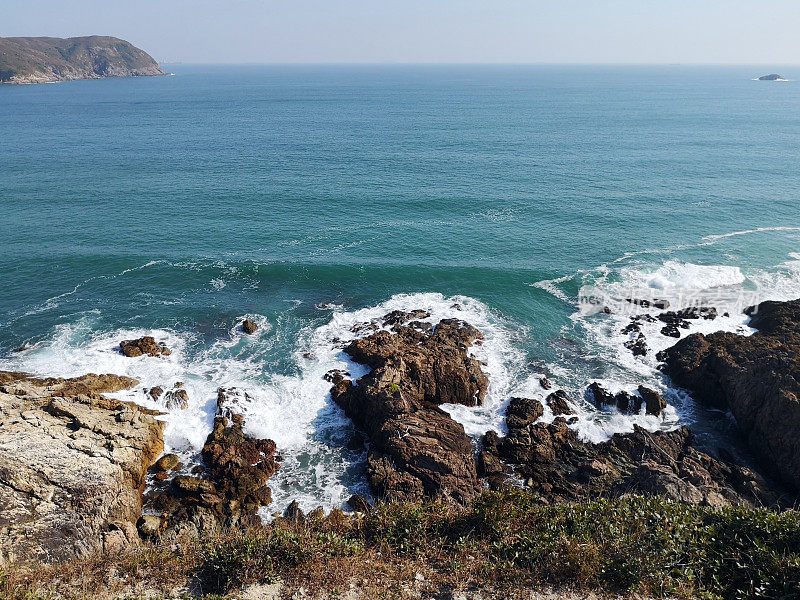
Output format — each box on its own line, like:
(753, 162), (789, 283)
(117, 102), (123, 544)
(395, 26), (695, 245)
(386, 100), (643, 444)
(2, 491), (800, 600)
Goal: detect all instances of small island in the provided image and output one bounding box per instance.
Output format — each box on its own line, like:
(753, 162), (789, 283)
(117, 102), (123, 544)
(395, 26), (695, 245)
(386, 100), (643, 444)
(758, 73), (787, 81)
(0, 35), (165, 84)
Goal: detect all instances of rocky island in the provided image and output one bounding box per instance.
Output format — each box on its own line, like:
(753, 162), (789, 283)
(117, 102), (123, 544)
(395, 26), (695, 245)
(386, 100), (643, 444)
(0, 36), (165, 84)
(757, 73), (786, 81)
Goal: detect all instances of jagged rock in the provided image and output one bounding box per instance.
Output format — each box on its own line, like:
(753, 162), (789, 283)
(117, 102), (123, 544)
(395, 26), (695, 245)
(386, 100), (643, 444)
(164, 388), (188, 410)
(661, 325), (682, 338)
(546, 390), (574, 415)
(637, 385), (667, 416)
(539, 377), (552, 390)
(329, 313), (486, 504)
(241, 319), (258, 335)
(148, 386), (164, 402)
(0, 372), (164, 566)
(484, 410), (782, 507)
(284, 500), (305, 522)
(505, 397), (544, 430)
(347, 494), (371, 514)
(625, 334), (649, 357)
(119, 337), (171, 358)
(143, 400), (279, 537)
(588, 382), (665, 416)
(661, 299), (800, 494)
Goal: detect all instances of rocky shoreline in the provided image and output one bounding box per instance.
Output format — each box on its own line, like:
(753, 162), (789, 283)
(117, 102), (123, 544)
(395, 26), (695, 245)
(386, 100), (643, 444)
(2, 300), (800, 571)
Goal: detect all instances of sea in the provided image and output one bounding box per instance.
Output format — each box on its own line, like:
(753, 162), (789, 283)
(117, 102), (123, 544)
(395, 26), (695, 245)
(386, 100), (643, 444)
(1, 64), (799, 514)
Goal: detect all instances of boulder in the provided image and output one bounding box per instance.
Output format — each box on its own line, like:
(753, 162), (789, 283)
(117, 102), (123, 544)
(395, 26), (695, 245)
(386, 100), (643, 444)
(119, 337), (171, 358)
(0, 372), (164, 566)
(545, 390), (574, 416)
(329, 313), (486, 504)
(164, 388), (189, 410)
(661, 299), (800, 494)
(587, 382), (665, 417)
(241, 319), (258, 335)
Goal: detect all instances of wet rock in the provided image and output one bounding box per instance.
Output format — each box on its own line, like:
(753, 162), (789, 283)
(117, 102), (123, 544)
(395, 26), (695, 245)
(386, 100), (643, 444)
(148, 386), (164, 402)
(119, 336), (171, 358)
(241, 319), (258, 335)
(545, 390), (575, 416)
(284, 500), (305, 522)
(164, 388), (189, 410)
(328, 314), (486, 504)
(662, 299), (800, 494)
(485, 409), (782, 507)
(637, 385), (667, 416)
(539, 377), (552, 390)
(347, 494), (371, 514)
(624, 334), (649, 356)
(626, 298), (670, 310)
(660, 325), (682, 338)
(0, 372), (164, 565)
(153, 453), (182, 473)
(143, 407), (279, 537)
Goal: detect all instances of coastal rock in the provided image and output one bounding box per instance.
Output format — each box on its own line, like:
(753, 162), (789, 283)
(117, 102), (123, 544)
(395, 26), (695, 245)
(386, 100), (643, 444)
(329, 313), (486, 503)
(758, 74), (784, 81)
(0, 372), (164, 566)
(164, 387), (189, 410)
(587, 382), (665, 416)
(241, 319), (258, 335)
(143, 390), (280, 537)
(484, 413), (780, 507)
(119, 336), (171, 358)
(545, 389), (575, 416)
(661, 299), (800, 493)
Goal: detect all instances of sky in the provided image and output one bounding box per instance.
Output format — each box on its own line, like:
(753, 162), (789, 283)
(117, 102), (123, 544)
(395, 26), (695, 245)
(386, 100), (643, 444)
(2, 0), (799, 64)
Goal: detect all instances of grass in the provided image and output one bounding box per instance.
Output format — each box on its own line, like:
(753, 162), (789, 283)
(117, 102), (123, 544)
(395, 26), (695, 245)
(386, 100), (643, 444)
(2, 490), (800, 599)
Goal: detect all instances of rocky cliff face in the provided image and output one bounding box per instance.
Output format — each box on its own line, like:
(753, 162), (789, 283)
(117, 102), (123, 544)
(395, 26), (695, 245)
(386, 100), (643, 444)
(0, 372), (164, 566)
(662, 299), (800, 494)
(0, 36), (165, 84)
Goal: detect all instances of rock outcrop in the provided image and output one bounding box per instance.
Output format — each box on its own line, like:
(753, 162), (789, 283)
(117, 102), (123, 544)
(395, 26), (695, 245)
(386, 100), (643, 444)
(588, 382), (666, 416)
(142, 388), (280, 539)
(480, 394), (782, 507)
(0, 372), (164, 566)
(328, 312), (487, 504)
(661, 299), (800, 493)
(0, 36), (166, 84)
(241, 319), (259, 335)
(119, 336), (171, 358)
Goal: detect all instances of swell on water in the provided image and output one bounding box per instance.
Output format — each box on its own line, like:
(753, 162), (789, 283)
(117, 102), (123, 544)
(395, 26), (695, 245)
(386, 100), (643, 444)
(2, 229), (800, 512)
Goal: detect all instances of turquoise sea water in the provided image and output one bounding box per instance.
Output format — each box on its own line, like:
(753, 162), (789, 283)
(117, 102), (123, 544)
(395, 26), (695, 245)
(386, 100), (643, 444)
(2, 65), (800, 511)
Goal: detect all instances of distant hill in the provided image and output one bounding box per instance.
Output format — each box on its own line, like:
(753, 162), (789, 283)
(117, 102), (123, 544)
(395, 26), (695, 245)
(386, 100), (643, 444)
(0, 36), (165, 84)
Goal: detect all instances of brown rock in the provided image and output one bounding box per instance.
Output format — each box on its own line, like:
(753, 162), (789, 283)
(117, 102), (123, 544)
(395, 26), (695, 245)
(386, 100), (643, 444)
(119, 337), (170, 358)
(164, 388), (189, 410)
(153, 453), (181, 473)
(661, 298), (800, 494)
(241, 319), (258, 335)
(482, 395), (783, 507)
(329, 314), (486, 504)
(545, 390), (574, 415)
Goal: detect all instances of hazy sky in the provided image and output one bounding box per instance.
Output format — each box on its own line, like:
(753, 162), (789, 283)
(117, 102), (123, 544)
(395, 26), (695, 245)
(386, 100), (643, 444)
(3, 0), (799, 64)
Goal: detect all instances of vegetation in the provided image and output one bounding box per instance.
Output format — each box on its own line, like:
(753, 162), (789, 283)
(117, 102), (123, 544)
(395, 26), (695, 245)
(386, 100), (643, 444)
(2, 490), (800, 599)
